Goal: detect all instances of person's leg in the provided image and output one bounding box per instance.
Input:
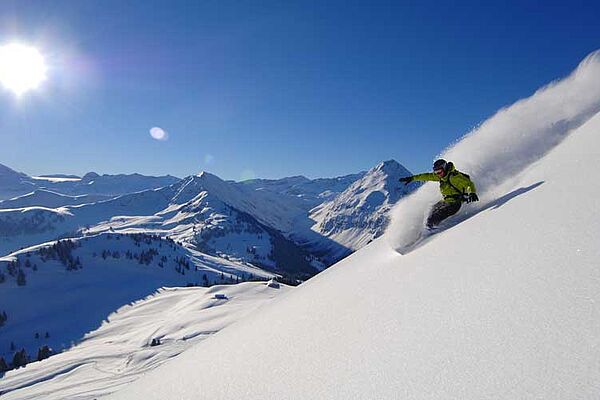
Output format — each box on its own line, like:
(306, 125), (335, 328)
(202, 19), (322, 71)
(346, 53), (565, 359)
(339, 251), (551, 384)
(426, 201), (461, 229)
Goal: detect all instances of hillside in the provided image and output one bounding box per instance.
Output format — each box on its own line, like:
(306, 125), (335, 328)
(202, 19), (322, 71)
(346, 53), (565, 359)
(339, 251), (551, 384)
(101, 51), (600, 400)
(0, 281), (290, 399)
(0, 164), (36, 201)
(0, 190), (113, 209)
(0, 232), (275, 373)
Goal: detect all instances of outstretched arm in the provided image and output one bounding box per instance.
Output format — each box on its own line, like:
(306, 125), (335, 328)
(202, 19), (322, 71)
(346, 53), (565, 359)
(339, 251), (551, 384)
(399, 172), (440, 185)
(411, 172), (441, 182)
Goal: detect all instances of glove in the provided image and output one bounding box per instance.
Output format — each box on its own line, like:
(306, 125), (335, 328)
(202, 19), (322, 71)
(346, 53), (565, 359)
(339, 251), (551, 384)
(399, 176), (413, 185)
(466, 193), (479, 203)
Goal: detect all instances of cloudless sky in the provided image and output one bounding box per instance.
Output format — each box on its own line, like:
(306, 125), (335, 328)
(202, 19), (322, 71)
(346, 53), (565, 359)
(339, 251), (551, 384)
(0, 0), (598, 181)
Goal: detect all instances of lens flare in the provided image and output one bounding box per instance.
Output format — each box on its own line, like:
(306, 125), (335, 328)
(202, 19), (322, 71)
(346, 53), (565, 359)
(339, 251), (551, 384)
(0, 43), (47, 96)
(150, 127), (169, 141)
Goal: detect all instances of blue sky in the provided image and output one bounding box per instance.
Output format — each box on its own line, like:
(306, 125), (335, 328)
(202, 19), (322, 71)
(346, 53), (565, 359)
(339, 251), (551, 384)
(0, 0), (598, 181)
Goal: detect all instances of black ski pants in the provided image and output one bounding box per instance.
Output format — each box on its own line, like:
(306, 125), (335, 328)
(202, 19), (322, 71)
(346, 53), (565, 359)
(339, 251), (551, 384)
(426, 201), (461, 228)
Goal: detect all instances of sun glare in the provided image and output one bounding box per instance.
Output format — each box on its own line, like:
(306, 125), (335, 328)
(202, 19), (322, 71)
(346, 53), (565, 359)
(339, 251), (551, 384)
(0, 43), (47, 96)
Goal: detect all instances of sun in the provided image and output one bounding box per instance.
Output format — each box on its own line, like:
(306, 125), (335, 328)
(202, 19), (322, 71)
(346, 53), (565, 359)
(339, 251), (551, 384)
(0, 43), (47, 96)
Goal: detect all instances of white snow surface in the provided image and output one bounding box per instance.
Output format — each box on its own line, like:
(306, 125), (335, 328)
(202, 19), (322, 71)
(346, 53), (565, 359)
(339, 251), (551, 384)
(31, 176), (81, 183)
(0, 282), (290, 399)
(0, 233), (275, 368)
(106, 52), (600, 399)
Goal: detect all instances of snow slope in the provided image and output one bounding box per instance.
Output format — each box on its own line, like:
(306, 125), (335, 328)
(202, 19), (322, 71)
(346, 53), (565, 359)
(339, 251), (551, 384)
(0, 164), (36, 201)
(0, 281), (290, 400)
(0, 190), (113, 209)
(389, 50), (600, 251)
(0, 233), (275, 370)
(105, 51), (600, 400)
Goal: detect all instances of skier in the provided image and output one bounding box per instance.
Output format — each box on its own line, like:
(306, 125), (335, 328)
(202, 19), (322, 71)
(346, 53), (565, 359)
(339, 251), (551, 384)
(399, 159), (478, 229)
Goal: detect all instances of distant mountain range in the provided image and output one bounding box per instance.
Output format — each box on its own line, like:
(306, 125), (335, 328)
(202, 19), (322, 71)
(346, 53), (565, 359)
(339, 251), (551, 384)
(0, 161), (414, 271)
(0, 163), (179, 201)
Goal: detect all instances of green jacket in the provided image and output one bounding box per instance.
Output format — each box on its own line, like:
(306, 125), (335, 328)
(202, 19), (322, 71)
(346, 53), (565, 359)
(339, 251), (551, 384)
(412, 162), (477, 203)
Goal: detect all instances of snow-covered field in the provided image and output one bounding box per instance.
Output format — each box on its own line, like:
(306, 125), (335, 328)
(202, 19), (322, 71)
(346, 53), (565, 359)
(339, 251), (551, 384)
(0, 281), (290, 399)
(0, 232), (277, 385)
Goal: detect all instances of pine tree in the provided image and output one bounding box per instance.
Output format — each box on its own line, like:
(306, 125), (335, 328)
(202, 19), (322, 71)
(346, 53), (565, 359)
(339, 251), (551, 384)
(0, 356), (8, 372)
(37, 345), (52, 361)
(16, 269), (26, 286)
(12, 348), (28, 369)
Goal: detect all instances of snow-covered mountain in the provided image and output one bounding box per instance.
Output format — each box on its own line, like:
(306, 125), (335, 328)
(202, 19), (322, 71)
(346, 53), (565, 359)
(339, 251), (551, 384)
(167, 172), (310, 234)
(0, 232), (276, 378)
(0, 164), (179, 202)
(52, 172), (179, 197)
(0, 166), (405, 271)
(239, 172), (365, 209)
(33, 174), (81, 181)
(0, 190), (113, 209)
(307, 160), (413, 259)
(0, 172), (322, 276)
(86, 173), (322, 278)
(82, 49), (600, 400)
(0, 164), (37, 201)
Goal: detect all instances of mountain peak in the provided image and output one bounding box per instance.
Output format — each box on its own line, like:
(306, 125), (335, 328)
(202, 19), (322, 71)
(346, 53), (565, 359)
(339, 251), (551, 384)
(82, 172), (100, 181)
(372, 159), (411, 177)
(193, 171), (225, 183)
(0, 163), (29, 178)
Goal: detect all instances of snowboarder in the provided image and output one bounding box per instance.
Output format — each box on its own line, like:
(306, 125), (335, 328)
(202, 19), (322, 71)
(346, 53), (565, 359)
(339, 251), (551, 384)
(399, 159), (478, 229)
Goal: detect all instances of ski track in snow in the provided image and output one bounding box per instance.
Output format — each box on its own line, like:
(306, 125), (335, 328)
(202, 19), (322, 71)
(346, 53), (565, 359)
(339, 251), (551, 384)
(388, 50), (600, 252)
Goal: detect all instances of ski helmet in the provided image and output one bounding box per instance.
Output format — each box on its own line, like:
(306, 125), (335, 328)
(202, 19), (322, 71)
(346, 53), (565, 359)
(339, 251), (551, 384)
(433, 159), (447, 171)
